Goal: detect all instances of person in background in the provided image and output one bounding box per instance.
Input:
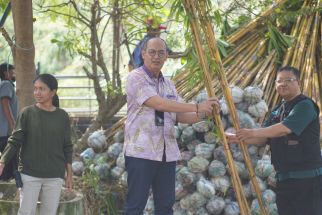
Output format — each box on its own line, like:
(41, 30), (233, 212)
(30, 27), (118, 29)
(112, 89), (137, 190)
(0, 63), (18, 180)
(124, 37), (220, 215)
(0, 74), (73, 215)
(226, 66), (322, 215)
(129, 17), (187, 71)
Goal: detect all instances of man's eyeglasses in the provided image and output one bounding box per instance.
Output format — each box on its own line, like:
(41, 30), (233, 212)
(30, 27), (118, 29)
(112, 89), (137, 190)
(147, 49), (166, 58)
(275, 78), (297, 84)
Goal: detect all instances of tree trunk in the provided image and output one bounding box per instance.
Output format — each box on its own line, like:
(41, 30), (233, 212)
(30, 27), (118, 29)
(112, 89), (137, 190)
(11, 0), (36, 110)
(112, 0), (122, 89)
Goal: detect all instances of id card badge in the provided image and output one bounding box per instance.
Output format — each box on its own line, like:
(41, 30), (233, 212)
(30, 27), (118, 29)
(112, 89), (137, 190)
(155, 110), (164, 126)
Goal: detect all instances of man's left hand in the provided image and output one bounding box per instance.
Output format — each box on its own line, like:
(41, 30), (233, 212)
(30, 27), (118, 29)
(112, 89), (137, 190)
(202, 97), (220, 117)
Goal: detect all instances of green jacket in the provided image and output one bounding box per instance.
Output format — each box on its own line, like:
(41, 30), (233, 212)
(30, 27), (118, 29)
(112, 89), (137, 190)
(0, 105), (73, 179)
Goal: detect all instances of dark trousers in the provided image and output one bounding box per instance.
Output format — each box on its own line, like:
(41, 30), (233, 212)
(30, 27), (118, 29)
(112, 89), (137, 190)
(124, 155), (176, 215)
(276, 176), (322, 215)
(0, 136), (17, 180)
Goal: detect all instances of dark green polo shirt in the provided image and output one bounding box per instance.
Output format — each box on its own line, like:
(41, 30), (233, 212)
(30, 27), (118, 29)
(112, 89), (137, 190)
(281, 99), (317, 136)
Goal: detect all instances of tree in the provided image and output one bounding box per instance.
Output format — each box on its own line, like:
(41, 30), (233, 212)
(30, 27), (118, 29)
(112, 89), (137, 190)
(1, 0), (36, 109)
(34, 0), (173, 150)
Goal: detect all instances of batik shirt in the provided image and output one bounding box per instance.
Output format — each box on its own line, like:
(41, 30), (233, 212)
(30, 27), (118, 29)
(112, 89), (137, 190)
(124, 65), (181, 162)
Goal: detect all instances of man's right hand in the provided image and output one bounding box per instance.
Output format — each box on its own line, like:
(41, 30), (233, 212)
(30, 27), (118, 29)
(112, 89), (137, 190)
(0, 162), (5, 176)
(225, 132), (240, 143)
(198, 97), (220, 115)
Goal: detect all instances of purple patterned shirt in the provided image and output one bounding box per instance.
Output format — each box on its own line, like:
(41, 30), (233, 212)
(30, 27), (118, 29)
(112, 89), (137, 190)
(124, 66), (181, 162)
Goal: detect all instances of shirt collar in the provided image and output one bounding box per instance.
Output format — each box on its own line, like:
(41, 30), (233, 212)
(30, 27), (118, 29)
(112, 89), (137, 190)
(142, 65), (164, 81)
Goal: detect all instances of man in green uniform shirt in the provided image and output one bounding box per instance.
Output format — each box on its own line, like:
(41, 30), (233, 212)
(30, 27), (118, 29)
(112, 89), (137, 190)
(227, 66), (322, 215)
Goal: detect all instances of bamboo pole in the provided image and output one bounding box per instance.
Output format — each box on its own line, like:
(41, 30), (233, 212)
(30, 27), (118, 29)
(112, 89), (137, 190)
(304, 2), (319, 97)
(182, 0), (250, 214)
(234, 40), (267, 86)
(105, 117), (126, 144)
(239, 62), (263, 88)
(196, 1), (269, 214)
(226, 0), (287, 44)
(224, 37), (262, 77)
(293, 8), (314, 69)
(283, 0), (311, 66)
(223, 33), (260, 65)
(253, 51), (276, 85)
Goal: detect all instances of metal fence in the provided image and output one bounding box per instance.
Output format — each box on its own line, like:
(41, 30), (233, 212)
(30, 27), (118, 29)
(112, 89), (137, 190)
(55, 75), (98, 117)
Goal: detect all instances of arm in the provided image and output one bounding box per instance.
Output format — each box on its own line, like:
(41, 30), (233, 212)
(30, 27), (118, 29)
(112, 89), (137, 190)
(0, 163), (5, 176)
(226, 132), (268, 145)
(235, 123), (291, 142)
(63, 113), (73, 191)
(176, 112), (205, 124)
(1, 97), (15, 132)
(0, 127), (26, 176)
(144, 95), (217, 114)
(65, 163), (73, 191)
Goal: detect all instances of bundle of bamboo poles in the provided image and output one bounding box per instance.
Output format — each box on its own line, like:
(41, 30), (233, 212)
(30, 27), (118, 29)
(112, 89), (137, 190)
(106, 0), (322, 149)
(181, 0), (251, 213)
(226, 0), (287, 44)
(174, 0), (322, 110)
(282, 0), (322, 109)
(186, 0), (270, 213)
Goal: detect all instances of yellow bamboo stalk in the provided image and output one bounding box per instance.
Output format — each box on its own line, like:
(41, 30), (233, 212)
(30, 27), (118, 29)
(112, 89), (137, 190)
(224, 37), (262, 75)
(239, 62), (263, 88)
(234, 40), (268, 86)
(284, 0), (312, 66)
(292, 14), (314, 69)
(253, 51), (276, 85)
(182, 0), (250, 214)
(303, 3), (319, 97)
(227, 0), (287, 44)
(196, 1), (269, 214)
(262, 69), (275, 95)
(223, 33), (261, 65)
(105, 117), (127, 144)
(283, 11), (302, 65)
(182, 82), (205, 101)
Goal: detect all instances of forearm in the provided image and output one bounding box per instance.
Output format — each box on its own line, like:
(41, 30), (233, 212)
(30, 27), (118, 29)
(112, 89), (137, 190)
(65, 163), (73, 190)
(177, 112), (206, 124)
(243, 137), (268, 145)
(145, 96), (197, 113)
(0, 142), (19, 164)
(65, 163), (72, 176)
(0, 129), (24, 164)
(226, 132), (267, 145)
(253, 123), (291, 138)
